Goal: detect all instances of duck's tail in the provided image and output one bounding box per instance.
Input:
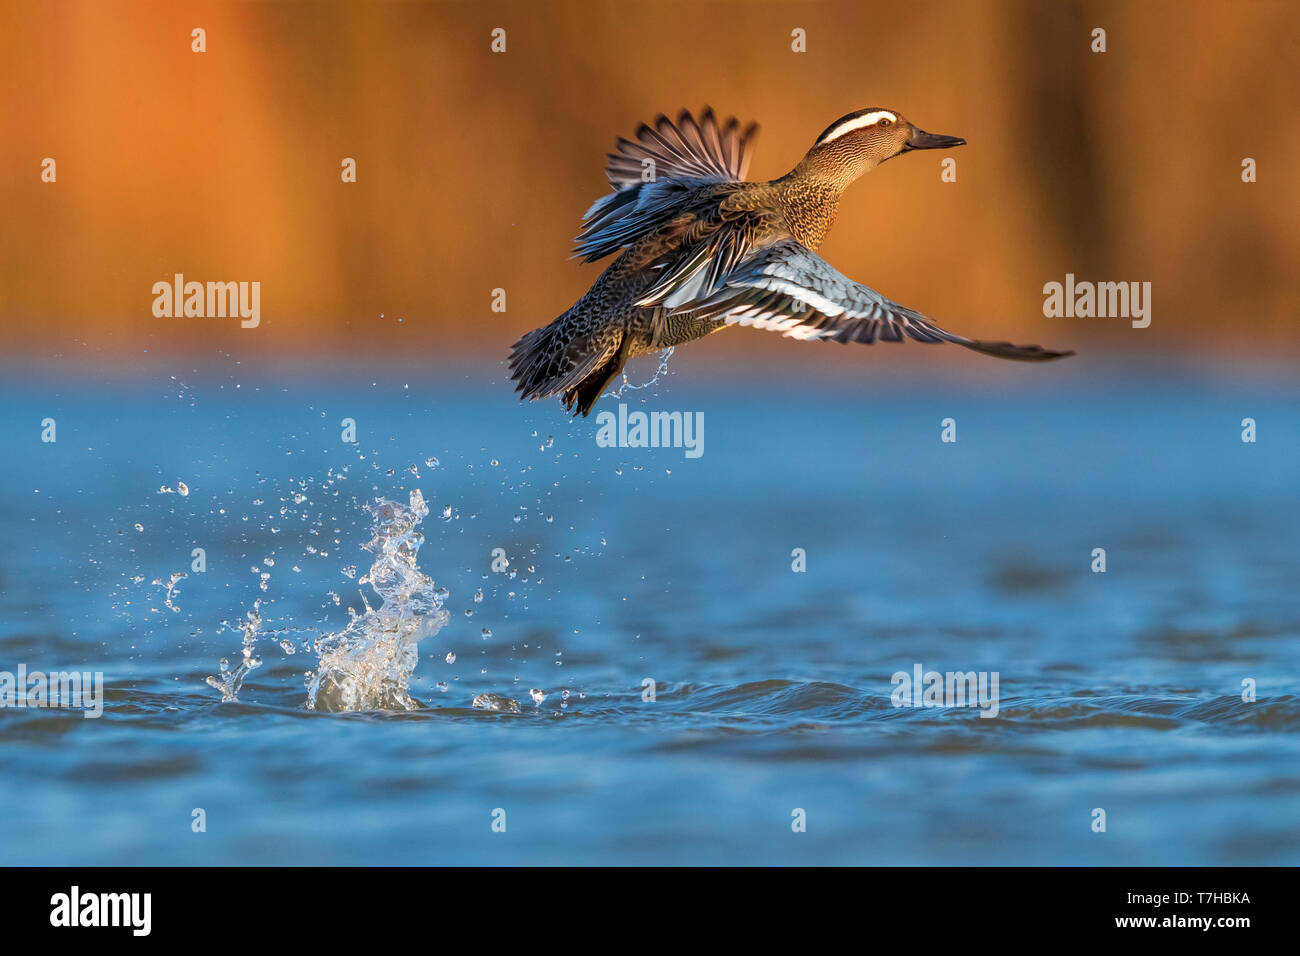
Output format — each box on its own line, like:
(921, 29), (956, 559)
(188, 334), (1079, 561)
(508, 315), (629, 417)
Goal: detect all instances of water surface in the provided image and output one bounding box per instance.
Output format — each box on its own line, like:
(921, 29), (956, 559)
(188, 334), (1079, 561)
(1, 358), (1297, 865)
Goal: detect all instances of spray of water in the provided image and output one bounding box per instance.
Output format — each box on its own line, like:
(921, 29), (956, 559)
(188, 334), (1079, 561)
(610, 346), (674, 397)
(205, 602), (264, 702)
(207, 490), (449, 712)
(306, 490), (449, 711)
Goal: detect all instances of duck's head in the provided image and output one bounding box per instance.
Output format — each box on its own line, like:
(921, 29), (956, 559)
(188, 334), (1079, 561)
(796, 108), (965, 186)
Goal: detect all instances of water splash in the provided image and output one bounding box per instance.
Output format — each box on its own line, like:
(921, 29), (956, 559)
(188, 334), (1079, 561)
(206, 490), (448, 711)
(152, 571), (187, 613)
(205, 602), (264, 701)
(610, 346), (674, 397)
(472, 693), (521, 713)
(305, 490), (449, 712)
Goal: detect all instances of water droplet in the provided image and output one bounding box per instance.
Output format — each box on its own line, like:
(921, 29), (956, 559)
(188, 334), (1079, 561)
(445, 651), (456, 664)
(472, 693), (520, 713)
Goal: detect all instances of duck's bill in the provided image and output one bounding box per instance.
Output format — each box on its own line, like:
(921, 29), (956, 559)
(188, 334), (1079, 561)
(904, 127), (966, 150)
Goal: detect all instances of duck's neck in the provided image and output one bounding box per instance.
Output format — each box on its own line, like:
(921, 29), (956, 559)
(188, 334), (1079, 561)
(771, 172), (847, 251)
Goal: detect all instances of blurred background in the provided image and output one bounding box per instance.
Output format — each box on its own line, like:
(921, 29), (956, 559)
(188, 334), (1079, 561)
(1, 0), (1296, 365)
(1, 0), (1298, 868)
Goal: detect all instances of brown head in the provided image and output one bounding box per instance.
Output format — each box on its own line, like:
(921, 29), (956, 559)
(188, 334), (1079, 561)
(791, 108), (965, 189)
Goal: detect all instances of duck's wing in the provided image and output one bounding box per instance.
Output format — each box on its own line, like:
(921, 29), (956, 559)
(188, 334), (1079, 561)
(573, 108), (758, 262)
(668, 239), (1075, 361)
(604, 108), (758, 188)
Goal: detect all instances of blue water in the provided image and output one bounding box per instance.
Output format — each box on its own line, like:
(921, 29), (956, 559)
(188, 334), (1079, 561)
(1, 357), (1297, 865)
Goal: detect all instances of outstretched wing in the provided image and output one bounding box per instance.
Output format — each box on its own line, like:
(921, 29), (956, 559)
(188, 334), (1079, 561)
(605, 107), (758, 188)
(669, 240), (1075, 361)
(573, 108), (758, 263)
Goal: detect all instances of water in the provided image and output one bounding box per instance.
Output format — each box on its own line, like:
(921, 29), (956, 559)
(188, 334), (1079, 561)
(302, 490), (450, 712)
(1, 358), (1297, 865)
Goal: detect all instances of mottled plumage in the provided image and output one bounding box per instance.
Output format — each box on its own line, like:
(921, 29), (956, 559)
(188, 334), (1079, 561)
(509, 106), (1073, 416)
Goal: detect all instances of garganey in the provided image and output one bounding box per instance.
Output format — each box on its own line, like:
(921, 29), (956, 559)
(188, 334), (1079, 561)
(509, 107), (1073, 416)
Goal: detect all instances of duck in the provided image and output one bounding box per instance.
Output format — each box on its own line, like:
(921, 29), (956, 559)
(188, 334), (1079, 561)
(509, 107), (1074, 416)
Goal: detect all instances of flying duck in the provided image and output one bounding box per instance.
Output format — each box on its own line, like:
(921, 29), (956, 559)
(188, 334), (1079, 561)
(509, 107), (1073, 416)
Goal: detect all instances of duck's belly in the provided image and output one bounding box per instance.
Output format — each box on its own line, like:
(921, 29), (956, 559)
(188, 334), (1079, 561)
(626, 308), (728, 357)
(579, 253), (730, 359)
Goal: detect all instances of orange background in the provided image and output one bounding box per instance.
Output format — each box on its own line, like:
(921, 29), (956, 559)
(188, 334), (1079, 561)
(1, 0), (1296, 361)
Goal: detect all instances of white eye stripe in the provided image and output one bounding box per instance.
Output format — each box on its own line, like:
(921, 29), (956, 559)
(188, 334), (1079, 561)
(819, 111), (898, 144)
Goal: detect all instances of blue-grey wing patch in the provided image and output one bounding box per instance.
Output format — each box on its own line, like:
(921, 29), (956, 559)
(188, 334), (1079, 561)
(675, 240), (1075, 361)
(633, 212), (770, 310)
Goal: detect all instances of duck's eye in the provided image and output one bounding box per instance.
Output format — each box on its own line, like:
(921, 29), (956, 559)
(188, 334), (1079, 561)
(878, 118), (892, 127)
